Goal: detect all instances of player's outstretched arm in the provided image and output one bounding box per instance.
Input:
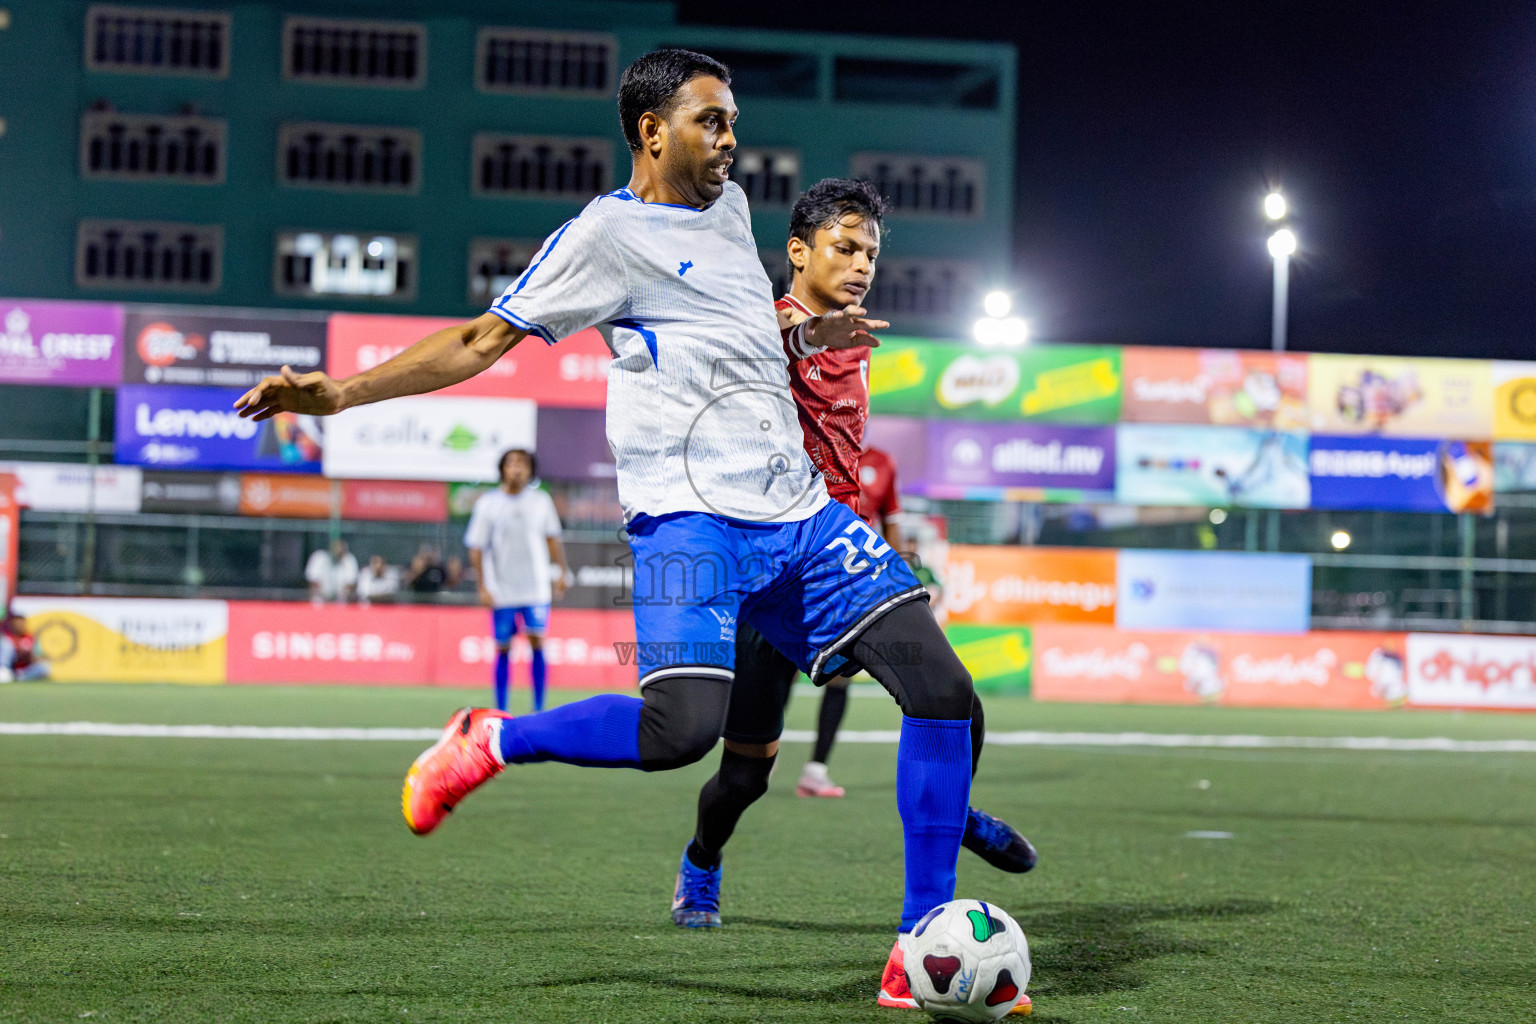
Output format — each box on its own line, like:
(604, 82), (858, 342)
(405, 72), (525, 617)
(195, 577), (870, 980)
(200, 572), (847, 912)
(234, 312), (527, 420)
(804, 305), (890, 350)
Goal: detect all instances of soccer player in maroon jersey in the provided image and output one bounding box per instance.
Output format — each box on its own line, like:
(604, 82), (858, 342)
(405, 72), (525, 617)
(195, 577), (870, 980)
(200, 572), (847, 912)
(671, 178), (1036, 1013)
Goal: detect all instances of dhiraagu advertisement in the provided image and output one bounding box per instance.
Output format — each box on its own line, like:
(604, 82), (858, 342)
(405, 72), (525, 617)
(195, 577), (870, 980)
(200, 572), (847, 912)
(944, 624), (1032, 693)
(11, 597), (228, 684)
(870, 339), (1122, 422)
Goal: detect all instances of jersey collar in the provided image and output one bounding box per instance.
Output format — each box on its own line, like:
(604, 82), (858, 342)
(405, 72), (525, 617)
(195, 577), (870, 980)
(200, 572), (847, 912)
(779, 294), (817, 317)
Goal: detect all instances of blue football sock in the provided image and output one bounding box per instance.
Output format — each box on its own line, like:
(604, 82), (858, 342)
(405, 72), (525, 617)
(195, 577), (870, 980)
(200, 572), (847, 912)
(497, 693), (642, 768)
(493, 650), (510, 712)
(530, 647), (547, 713)
(896, 715), (972, 931)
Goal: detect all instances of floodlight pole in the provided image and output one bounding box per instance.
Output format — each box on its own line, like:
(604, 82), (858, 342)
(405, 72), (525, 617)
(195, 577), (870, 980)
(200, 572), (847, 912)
(1271, 251), (1289, 353)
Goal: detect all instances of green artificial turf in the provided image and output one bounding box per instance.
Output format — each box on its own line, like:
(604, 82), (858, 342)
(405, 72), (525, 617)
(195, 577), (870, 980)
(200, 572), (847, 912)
(2, 685), (1535, 1022)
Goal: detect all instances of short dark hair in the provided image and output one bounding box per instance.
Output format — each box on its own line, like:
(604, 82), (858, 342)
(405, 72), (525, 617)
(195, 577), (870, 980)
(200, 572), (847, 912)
(499, 448), (537, 479)
(617, 48), (732, 153)
(789, 178), (887, 250)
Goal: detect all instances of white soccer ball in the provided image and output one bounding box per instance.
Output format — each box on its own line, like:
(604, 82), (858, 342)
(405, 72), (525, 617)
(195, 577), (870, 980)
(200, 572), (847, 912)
(904, 899), (1031, 1022)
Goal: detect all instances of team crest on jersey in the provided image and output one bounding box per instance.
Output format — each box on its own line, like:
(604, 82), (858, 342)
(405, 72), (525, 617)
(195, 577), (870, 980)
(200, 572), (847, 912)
(806, 365), (823, 381)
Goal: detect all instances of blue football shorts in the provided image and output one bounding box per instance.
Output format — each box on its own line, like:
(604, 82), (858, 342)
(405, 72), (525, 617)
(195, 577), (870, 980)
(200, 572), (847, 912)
(492, 604), (551, 644)
(624, 499), (926, 686)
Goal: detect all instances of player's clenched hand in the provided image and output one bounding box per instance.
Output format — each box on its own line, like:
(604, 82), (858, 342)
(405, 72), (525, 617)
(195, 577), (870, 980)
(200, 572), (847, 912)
(234, 365), (345, 421)
(805, 305), (888, 350)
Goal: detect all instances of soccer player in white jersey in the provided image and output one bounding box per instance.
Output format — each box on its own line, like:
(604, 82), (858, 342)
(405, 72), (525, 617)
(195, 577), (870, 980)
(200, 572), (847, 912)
(464, 448), (570, 713)
(236, 49), (991, 1008)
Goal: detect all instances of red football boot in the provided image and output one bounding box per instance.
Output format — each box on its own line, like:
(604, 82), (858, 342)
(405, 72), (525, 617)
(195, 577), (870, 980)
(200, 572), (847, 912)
(401, 707), (509, 836)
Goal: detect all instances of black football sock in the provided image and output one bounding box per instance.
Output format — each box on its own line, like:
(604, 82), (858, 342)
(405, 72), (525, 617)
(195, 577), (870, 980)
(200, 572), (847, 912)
(691, 747), (776, 866)
(970, 695), (986, 780)
(810, 685), (850, 766)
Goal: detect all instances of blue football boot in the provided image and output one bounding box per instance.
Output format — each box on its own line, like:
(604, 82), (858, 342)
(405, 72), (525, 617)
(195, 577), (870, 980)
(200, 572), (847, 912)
(671, 845), (722, 928)
(962, 806), (1038, 873)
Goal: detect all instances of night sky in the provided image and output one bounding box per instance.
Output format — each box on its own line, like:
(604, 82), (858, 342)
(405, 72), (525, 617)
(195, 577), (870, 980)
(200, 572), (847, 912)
(679, 1), (1536, 358)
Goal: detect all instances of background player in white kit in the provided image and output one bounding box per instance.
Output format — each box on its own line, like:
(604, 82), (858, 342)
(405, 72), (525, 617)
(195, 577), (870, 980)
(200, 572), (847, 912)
(464, 448), (569, 713)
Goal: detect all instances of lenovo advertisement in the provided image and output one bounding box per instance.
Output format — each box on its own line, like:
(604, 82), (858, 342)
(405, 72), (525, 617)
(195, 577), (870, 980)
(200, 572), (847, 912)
(115, 384), (324, 473)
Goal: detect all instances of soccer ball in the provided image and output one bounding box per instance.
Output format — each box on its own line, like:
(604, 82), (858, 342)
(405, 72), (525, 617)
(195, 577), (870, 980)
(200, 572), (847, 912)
(904, 899), (1030, 1022)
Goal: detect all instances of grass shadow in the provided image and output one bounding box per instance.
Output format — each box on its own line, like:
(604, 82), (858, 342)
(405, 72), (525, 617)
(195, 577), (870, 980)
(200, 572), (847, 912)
(1024, 898), (1278, 998)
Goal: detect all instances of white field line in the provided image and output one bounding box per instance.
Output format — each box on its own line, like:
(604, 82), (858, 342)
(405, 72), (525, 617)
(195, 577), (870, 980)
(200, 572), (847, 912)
(1, 721), (1534, 753)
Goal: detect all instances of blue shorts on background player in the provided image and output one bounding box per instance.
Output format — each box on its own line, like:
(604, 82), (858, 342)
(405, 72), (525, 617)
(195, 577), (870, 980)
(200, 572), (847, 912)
(491, 604), (551, 711)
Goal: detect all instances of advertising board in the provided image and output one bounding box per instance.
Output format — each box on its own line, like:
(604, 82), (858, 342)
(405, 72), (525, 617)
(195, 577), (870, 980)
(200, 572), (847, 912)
(11, 597), (227, 683)
(869, 339), (1122, 423)
(327, 314), (610, 407)
(0, 300), (123, 386)
(123, 309), (327, 387)
(1309, 436), (1493, 513)
(944, 545), (1117, 625)
(1115, 550), (1312, 633)
(321, 396), (537, 482)
(924, 421), (1115, 495)
(1405, 633), (1536, 710)
(1115, 425), (1310, 508)
(1120, 347), (1308, 428)
(0, 462), (142, 513)
(115, 384), (324, 473)
(1308, 354), (1492, 438)
(1031, 624), (1408, 709)
(1492, 361), (1536, 441)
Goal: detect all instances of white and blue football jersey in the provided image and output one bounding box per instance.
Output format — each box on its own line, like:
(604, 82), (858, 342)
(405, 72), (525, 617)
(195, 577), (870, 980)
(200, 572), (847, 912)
(488, 181), (827, 524)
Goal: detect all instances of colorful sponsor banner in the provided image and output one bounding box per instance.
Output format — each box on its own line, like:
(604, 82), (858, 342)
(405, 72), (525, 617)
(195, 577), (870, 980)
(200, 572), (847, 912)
(326, 314), (610, 408)
(322, 395), (537, 482)
(1494, 443), (1536, 493)
(1115, 550), (1311, 633)
(1115, 425), (1310, 508)
(141, 470), (243, 514)
(944, 624), (1032, 693)
(11, 597), (227, 684)
(238, 474), (337, 518)
(923, 421), (1116, 493)
(944, 545), (1117, 625)
(1309, 436), (1493, 513)
(0, 462), (142, 513)
(115, 385), (324, 473)
(1032, 624), (1408, 709)
(226, 601), (635, 688)
(0, 475), (17, 609)
(0, 300), (123, 386)
(869, 339), (1122, 423)
(1492, 361), (1536, 441)
(1120, 348), (1308, 429)
(535, 407), (616, 481)
(1308, 354), (1492, 438)
(124, 309), (328, 388)
(1405, 633), (1536, 710)
(340, 479), (448, 522)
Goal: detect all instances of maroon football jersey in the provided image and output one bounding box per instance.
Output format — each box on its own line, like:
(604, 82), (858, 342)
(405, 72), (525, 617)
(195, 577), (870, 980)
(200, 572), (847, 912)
(776, 294), (870, 511)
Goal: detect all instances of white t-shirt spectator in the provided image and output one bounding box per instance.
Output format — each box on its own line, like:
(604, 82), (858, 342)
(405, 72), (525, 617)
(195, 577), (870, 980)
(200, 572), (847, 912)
(356, 560), (400, 604)
(305, 547), (359, 603)
(464, 487), (562, 607)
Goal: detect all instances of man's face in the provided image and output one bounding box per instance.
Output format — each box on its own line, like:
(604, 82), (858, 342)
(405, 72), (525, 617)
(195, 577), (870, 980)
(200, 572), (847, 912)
(658, 75), (737, 206)
(793, 215), (881, 310)
(501, 452), (533, 489)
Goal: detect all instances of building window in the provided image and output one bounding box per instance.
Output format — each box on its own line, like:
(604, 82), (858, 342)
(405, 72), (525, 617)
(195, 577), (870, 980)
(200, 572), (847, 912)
(277, 123), (420, 193)
(850, 153), (985, 219)
(476, 28), (615, 96)
(471, 134), (611, 199)
(865, 259), (982, 319)
(834, 57), (1000, 109)
(85, 5), (230, 77)
(76, 219), (222, 291)
(79, 109), (226, 183)
(468, 238), (542, 307)
(283, 16), (426, 88)
(663, 47), (817, 99)
(730, 148), (800, 206)
(275, 231), (416, 300)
